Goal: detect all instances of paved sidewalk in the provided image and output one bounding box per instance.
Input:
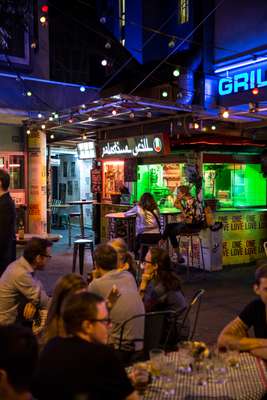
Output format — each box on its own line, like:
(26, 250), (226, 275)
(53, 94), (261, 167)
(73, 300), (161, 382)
(35, 228), (264, 345)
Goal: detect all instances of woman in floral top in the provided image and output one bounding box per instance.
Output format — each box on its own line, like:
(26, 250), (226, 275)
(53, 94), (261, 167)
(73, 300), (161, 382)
(160, 186), (205, 262)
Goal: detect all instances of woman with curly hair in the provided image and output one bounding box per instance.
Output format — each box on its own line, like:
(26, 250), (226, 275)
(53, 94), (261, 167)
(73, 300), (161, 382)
(124, 192), (161, 259)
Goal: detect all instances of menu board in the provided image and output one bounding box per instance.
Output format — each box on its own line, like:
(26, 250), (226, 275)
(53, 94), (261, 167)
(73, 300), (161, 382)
(91, 167), (102, 193)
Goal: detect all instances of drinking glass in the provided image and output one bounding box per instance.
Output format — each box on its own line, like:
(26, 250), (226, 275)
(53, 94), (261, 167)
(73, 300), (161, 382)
(132, 362), (150, 395)
(178, 342), (193, 373)
(161, 359), (176, 397)
(149, 349), (165, 378)
(210, 352), (228, 384)
(224, 349), (240, 368)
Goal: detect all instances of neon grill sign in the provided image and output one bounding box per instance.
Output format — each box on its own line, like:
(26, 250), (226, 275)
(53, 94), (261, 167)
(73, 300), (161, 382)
(218, 67), (267, 96)
(99, 134), (167, 158)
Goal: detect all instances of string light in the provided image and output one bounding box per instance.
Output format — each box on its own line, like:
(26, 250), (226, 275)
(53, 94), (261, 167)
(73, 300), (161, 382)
(221, 108), (229, 119)
(68, 117), (73, 123)
(81, 104), (86, 109)
(161, 90), (168, 98)
(193, 122), (200, 129)
(146, 111), (152, 118)
(82, 134), (87, 140)
(101, 59), (108, 67)
(49, 116), (53, 121)
(26, 91), (32, 97)
(80, 86), (86, 92)
(41, 124), (46, 130)
(50, 134), (54, 139)
(211, 125), (216, 130)
(26, 129), (30, 135)
(129, 112), (135, 119)
(173, 68), (180, 77)
(252, 87), (259, 95)
(112, 109), (117, 115)
(41, 4), (49, 13)
(40, 16), (47, 24)
(37, 113), (42, 118)
(54, 113), (59, 118)
(88, 116), (93, 121)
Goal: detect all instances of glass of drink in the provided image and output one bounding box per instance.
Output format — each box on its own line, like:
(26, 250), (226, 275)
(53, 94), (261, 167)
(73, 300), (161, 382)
(161, 359), (176, 396)
(149, 348), (165, 378)
(132, 362), (150, 395)
(178, 342), (193, 373)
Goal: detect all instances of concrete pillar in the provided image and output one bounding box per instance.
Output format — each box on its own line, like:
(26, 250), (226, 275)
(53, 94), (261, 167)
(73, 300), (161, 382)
(27, 130), (47, 234)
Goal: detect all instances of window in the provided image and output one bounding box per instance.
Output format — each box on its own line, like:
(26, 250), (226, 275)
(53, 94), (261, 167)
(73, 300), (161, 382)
(179, 0), (189, 24)
(71, 161), (76, 177)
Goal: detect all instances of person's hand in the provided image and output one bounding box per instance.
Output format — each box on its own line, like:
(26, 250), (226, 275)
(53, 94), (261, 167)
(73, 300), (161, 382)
(23, 303), (37, 320)
(129, 362), (150, 394)
(106, 285), (121, 310)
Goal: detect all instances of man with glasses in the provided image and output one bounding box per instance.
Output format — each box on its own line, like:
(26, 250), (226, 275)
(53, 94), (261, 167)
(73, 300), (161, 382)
(0, 237), (51, 326)
(33, 291), (139, 400)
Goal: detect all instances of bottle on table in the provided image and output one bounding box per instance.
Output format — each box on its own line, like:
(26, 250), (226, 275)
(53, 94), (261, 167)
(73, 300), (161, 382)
(18, 220), (25, 240)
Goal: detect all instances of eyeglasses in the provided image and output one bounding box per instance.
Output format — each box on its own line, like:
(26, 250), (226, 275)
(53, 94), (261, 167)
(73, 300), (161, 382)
(40, 254), (52, 259)
(90, 318), (112, 326)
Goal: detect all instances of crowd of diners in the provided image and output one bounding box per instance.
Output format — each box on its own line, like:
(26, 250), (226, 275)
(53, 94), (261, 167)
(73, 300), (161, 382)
(0, 171), (267, 399)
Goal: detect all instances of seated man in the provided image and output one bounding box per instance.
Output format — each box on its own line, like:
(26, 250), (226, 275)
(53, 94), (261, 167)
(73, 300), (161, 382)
(218, 265), (267, 359)
(0, 237), (52, 326)
(33, 291), (139, 400)
(0, 324), (38, 400)
(89, 244), (145, 353)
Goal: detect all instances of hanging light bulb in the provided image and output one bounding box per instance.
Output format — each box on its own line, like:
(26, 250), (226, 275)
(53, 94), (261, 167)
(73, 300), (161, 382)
(211, 125), (216, 130)
(82, 134), (87, 140)
(50, 134), (54, 139)
(221, 108), (229, 119)
(26, 91), (32, 97)
(81, 104), (86, 109)
(68, 117), (73, 123)
(105, 42), (111, 49)
(38, 113), (42, 118)
(41, 4), (49, 13)
(112, 109), (117, 115)
(54, 113), (59, 119)
(173, 68), (180, 77)
(40, 15), (46, 24)
(193, 122), (200, 129)
(88, 116), (93, 121)
(252, 87), (259, 95)
(101, 59), (108, 67)
(41, 124), (46, 130)
(49, 116), (53, 121)
(26, 129), (31, 135)
(161, 90), (168, 98)
(146, 111), (152, 118)
(80, 86), (86, 92)
(129, 112), (135, 119)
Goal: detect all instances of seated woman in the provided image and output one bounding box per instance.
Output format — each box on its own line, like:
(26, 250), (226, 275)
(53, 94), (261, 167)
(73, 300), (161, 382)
(108, 237), (137, 279)
(140, 247), (189, 347)
(160, 185), (205, 262)
(41, 274), (87, 346)
(124, 192), (161, 259)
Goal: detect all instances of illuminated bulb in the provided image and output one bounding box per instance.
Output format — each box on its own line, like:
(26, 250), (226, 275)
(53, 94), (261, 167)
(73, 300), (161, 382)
(41, 124), (46, 129)
(129, 112), (135, 119)
(49, 116), (53, 121)
(88, 116), (93, 121)
(105, 42), (111, 49)
(26, 91), (32, 97)
(40, 16), (46, 24)
(82, 134), (87, 140)
(202, 126), (207, 132)
(81, 104), (86, 109)
(80, 86), (86, 92)
(211, 125), (216, 130)
(31, 41), (37, 49)
(193, 122), (200, 129)
(162, 91), (168, 98)
(146, 111), (152, 118)
(68, 118), (73, 123)
(50, 134), (54, 139)
(26, 129), (30, 135)
(101, 59), (108, 67)
(54, 113), (59, 118)
(41, 4), (49, 13)
(252, 87), (259, 95)
(168, 39), (176, 48)
(222, 109), (229, 118)
(38, 113), (42, 118)
(112, 109), (117, 115)
(173, 68), (180, 77)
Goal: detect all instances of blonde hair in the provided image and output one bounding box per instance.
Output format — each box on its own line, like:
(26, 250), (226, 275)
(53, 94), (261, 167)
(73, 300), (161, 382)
(108, 238), (136, 277)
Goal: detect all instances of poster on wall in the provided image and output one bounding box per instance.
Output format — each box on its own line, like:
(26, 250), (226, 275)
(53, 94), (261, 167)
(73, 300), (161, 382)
(28, 131), (47, 234)
(91, 167), (102, 193)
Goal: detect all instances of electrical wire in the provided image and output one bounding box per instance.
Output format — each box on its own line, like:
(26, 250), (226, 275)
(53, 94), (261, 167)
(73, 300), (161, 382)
(129, 0), (227, 94)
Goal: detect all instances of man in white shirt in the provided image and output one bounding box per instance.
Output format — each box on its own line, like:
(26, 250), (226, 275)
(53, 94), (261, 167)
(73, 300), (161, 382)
(0, 237), (51, 325)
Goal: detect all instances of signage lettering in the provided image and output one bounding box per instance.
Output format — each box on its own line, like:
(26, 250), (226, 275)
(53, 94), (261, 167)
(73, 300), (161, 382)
(100, 136), (163, 158)
(218, 67), (267, 96)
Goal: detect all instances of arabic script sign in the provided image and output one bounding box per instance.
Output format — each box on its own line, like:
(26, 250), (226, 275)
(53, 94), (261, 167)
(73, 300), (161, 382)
(99, 134), (168, 158)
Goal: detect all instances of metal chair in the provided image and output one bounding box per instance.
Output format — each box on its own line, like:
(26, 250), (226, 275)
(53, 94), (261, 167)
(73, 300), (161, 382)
(176, 288), (205, 341)
(117, 310), (177, 357)
(72, 238), (94, 275)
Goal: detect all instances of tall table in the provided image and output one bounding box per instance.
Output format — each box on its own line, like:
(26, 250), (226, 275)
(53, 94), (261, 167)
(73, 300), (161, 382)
(105, 212), (136, 251)
(67, 200), (93, 238)
(16, 233), (62, 245)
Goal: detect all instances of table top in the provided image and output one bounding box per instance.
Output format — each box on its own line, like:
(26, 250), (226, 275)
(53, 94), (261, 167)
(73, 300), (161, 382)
(68, 200), (93, 205)
(16, 233), (62, 245)
(105, 212), (135, 219)
(143, 352), (267, 400)
(51, 204), (71, 208)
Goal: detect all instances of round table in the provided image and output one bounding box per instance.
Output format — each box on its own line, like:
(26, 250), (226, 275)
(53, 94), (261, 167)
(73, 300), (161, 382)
(16, 233), (62, 245)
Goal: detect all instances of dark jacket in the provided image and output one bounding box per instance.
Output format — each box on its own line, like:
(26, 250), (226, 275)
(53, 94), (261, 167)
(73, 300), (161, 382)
(0, 192), (16, 274)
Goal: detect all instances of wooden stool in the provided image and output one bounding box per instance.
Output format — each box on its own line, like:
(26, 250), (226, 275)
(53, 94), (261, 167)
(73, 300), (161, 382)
(177, 229), (205, 281)
(72, 239), (94, 275)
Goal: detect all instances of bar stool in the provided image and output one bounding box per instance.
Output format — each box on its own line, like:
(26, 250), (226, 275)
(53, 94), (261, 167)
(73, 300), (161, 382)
(72, 239), (94, 275)
(68, 212), (81, 246)
(176, 227), (205, 281)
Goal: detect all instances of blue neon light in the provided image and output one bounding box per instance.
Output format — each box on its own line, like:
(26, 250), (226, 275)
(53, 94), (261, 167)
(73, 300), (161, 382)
(214, 56), (267, 74)
(218, 67), (267, 96)
(0, 71), (99, 90)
